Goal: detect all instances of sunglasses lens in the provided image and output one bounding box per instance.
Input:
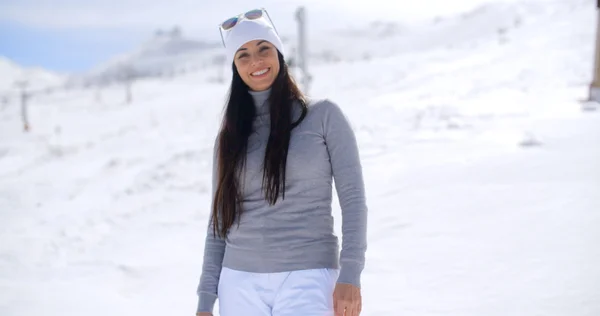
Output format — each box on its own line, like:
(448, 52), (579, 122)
(221, 17), (238, 30)
(245, 9), (263, 19)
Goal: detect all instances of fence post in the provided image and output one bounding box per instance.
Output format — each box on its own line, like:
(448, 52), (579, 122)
(589, 2), (600, 102)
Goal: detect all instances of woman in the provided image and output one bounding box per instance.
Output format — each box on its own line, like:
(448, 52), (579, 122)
(196, 8), (368, 316)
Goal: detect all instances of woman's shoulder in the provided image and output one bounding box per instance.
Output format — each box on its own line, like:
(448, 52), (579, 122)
(298, 97), (353, 135)
(304, 97), (345, 118)
(306, 97), (339, 110)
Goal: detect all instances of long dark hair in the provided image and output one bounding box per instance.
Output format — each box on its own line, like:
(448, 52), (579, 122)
(211, 51), (308, 238)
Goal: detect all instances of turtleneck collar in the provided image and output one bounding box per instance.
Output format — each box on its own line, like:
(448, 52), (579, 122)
(248, 88), (271, 116)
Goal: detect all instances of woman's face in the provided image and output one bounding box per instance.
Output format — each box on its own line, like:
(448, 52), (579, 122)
(233, 40), (280, 91)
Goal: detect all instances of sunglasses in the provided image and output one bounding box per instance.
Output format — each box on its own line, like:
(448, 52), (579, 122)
(218, 8), (278, 47)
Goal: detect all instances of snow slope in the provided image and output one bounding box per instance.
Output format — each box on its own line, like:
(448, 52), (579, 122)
(1, 0), (599, 315)
(0, 56), (64, 94)
(72, 29), (224, 86)
(69, 0), (563, 85)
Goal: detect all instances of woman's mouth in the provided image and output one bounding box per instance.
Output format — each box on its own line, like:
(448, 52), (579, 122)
(251, 68), (270, 77)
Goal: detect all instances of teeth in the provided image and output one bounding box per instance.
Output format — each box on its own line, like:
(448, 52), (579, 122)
(252, 68), (268, 76)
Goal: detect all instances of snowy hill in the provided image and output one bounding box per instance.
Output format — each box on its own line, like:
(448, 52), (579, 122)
(0, 56), (64, 94)
(68, 27), (225, 86)
(307, 0), (582, 63)
(73, 0), (580, 81)
(67, 0), (552, 84)
(1, 0), (599, 316)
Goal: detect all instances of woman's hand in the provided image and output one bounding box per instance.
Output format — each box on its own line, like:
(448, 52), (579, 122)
(333, 283), (362, 316)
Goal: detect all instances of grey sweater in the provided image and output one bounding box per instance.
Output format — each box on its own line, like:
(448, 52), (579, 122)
(196, 88), (368, 313)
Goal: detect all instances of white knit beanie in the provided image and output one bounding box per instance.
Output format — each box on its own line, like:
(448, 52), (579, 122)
(222, 16), (285, 65)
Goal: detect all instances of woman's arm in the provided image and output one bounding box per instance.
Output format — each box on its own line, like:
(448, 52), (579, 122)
(196, 138), (226, 314)
(321, 100), (368, 288)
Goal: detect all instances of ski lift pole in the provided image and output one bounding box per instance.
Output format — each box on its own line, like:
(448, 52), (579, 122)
(295, 6), (312, 94)
(15, 80), (30, 132)
(589, 0), (600, 101)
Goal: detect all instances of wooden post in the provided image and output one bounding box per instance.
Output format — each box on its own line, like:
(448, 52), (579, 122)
(119, 63), (134, 104)
(15, 80), (30, 132)
(589, 1), (600, 101)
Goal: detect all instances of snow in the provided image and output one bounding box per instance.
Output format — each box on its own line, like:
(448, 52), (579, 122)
(0, 56), (64, 95)
(73, 31), (225, 86)
(1, 0), (599, 315)
(60, 0), (561, 85)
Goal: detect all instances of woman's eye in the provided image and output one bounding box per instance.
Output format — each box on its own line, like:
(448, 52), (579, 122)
(237, 53), (249, 59)
(259, 46), (270, 52)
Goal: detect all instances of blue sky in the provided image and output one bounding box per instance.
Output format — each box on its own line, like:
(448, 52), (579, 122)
(0, 21), (144, 73)
(0, 0), (325, 73)
(0, 0), (500, 73)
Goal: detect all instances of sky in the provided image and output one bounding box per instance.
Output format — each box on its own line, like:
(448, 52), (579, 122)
(0, 0), (523, 73)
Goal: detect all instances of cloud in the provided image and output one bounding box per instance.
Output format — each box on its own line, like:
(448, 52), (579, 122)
(1, 0), (520, 71)
(0, 0), (324, 33)
(1, 0), (520, 39)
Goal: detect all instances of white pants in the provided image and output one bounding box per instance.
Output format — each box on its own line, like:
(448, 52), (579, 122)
(217, 267), (339, 316)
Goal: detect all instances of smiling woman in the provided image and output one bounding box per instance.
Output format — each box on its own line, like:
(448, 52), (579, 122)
(233, 39), (280, 92)
(194, 7), (369, 316)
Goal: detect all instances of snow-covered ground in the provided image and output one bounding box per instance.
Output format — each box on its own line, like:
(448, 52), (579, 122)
(1, 0), (599, 315)
(0, 56), (64, 96)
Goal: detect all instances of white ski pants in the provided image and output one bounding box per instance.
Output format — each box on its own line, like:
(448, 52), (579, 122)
(217, 267), (340, 316)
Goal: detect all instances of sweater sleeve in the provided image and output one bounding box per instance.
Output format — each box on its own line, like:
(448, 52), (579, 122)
(196, 137), (226, 314)
(321, 100), (368, 288)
